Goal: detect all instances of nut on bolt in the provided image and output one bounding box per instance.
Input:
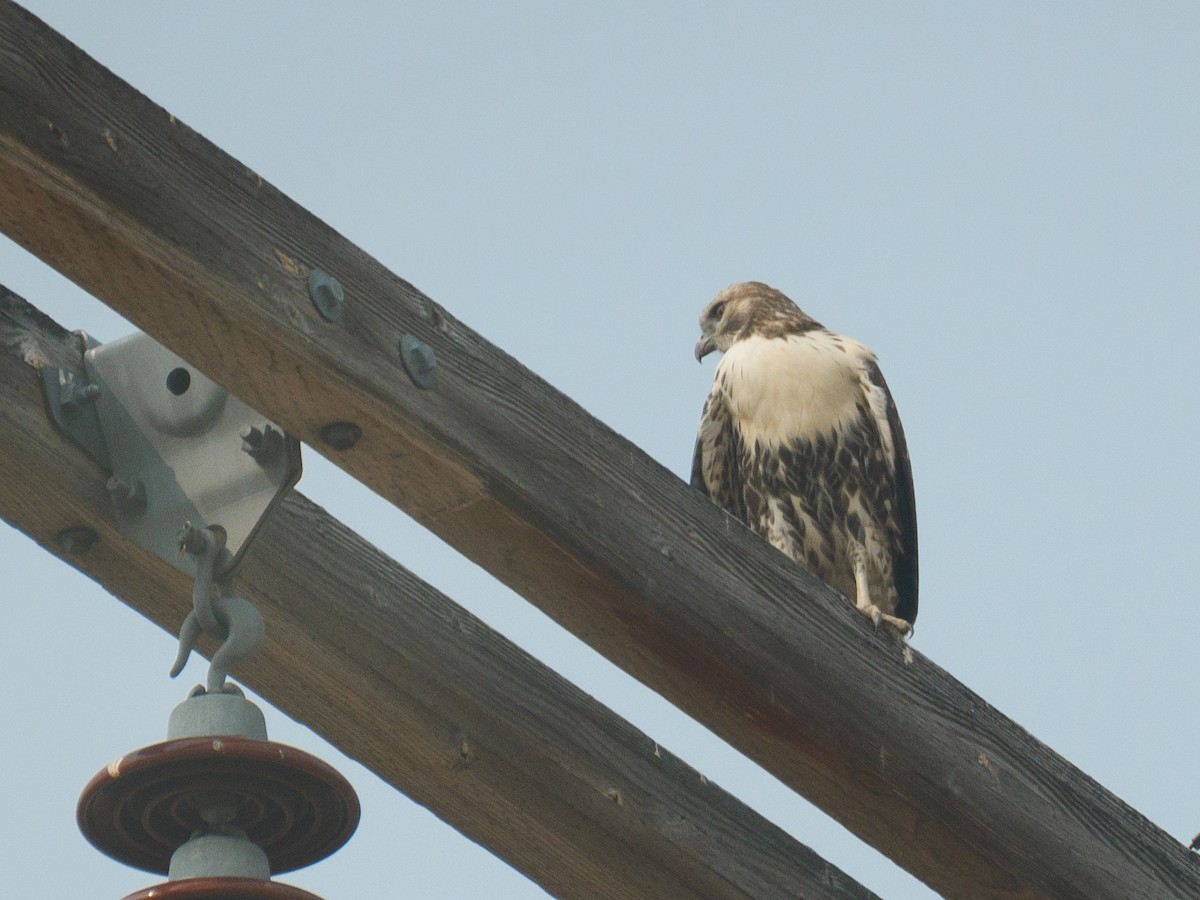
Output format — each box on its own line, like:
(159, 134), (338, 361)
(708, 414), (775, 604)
(61, 377), (101, 413)
(241, 423), (284, 462)
(106, 476), (147, 515)
(176, 520), (210, 556)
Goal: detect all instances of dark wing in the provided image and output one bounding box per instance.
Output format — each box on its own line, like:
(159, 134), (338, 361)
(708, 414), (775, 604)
(691, 389), (747, 522)
(865, 360), (918, 624)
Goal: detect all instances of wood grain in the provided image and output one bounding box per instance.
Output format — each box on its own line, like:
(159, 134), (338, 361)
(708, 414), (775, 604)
(0, 287), (878, 900)
(1, 4), (1198, 897)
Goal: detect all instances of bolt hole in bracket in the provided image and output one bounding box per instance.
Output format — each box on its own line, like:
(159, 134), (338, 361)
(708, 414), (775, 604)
(42, 331), (301, 577)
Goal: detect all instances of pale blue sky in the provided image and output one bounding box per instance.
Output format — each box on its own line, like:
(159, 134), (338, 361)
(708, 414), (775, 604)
(3, 3), (1199, 897)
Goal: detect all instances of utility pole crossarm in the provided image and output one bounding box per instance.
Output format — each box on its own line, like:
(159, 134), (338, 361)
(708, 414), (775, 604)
(1, 3), (1197, 897)
(0, 287), (877, 900)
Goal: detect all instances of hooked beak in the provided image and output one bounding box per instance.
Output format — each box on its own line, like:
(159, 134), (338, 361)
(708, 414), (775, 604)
(694, 335), (716, 362)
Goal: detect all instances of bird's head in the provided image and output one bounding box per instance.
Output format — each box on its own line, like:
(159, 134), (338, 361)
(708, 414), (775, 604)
(694, 281), (819, 362)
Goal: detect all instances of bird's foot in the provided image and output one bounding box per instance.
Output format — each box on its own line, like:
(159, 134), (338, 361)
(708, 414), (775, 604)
(858, 604), (913, 637)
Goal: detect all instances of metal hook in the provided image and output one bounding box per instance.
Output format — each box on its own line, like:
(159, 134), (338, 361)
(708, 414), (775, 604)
(170, 522), (265, 694)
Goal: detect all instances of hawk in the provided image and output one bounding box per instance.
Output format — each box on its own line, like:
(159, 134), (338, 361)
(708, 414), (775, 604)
(691, 281), (918, 633)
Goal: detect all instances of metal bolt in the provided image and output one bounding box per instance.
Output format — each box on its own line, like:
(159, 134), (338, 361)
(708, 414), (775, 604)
(319, 421), (362, 450)
(240, 423), (283, 462)
(56, 525), (98, 557)
(308, 269), (345, 322)
(61, 377), (101, 413)
(177, 520), (209, 556)
(399, 334), (437, 389)
(107, 476), (147, 515)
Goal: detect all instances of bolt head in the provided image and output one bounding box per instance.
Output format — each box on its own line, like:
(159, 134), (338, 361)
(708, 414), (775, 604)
(319, 421), (362, 450)
(107, 476), (147, 515)
(308, 269), (345, 322)
(56, 525), (99, 556)
(399, 334), (437, 389)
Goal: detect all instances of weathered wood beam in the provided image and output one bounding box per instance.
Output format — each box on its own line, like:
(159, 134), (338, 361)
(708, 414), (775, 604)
(0, 288), (879, 900)
(1, 4), (1197, 897)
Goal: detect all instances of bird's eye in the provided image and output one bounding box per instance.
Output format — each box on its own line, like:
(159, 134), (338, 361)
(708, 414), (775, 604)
(710, 302), (726, 321)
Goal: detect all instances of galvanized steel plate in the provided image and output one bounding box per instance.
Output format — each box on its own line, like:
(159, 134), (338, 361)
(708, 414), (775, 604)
(83, 332), (300, 575)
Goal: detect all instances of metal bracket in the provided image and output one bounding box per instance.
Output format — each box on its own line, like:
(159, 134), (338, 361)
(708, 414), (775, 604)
(42, 331), (301, 576)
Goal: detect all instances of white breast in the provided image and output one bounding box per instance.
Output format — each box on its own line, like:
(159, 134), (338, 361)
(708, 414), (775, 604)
(715, 331), (873, 447)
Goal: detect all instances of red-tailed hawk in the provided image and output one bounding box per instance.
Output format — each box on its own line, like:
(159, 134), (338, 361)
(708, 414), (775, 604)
(692, 282), (918, 633)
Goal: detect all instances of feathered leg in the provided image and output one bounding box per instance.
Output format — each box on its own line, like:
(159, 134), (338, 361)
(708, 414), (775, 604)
(852, 551), (911, 636)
